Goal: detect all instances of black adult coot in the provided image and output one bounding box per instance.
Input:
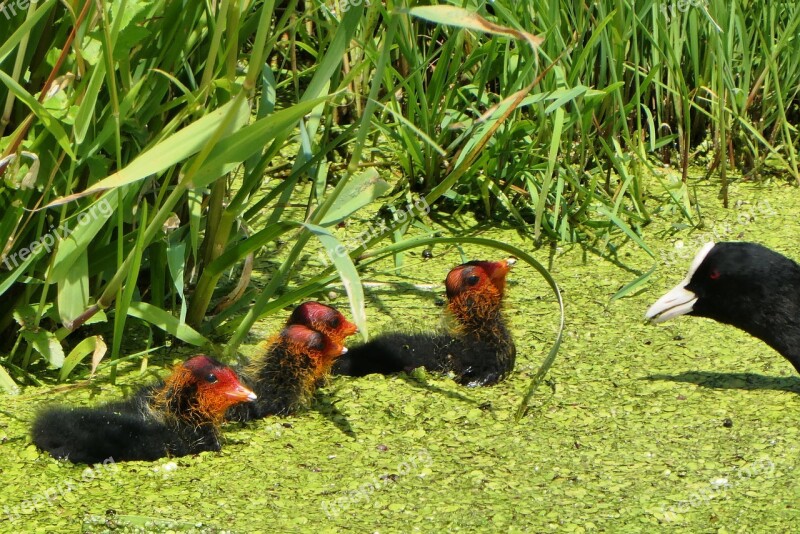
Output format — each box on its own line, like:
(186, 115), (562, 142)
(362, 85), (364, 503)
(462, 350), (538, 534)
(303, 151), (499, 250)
(646, 241), (800, 373)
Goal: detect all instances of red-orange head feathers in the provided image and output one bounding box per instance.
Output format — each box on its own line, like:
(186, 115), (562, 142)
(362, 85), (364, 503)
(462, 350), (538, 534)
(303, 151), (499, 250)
(280, 324), (347, 378)
(445, 258), (516, 300)
(444, 258), (515, 327)
(286, 302), (358, 345)
(155, 355), (256, 426)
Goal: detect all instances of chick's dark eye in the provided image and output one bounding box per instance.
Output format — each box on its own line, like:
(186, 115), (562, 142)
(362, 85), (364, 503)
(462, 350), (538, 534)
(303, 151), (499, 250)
(330, 316), (340, 328)
(466, 274), (480, 286)
(205, 373), (218, 383)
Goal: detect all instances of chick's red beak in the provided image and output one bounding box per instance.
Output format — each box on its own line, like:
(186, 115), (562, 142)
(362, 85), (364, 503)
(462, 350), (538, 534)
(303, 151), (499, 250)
(341, 319), (358, 337)
(328, 341), (348, 357)
(482, 257), (516, 294)
(225, 383), (257, 402)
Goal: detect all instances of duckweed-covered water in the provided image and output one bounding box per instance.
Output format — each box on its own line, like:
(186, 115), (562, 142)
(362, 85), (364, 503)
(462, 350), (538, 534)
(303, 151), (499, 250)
(3, 175), (800, 532)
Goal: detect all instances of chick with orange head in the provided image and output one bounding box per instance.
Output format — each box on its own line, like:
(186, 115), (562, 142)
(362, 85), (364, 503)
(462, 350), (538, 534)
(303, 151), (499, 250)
(333, 258), (517, 386)
(32, 355), (256, 464)
(286, 301), (358, 374)
(228, 302), (357, 421)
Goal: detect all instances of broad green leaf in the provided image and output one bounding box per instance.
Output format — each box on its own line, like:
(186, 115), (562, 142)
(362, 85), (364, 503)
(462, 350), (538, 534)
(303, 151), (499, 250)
(259, 64), (277, 116)
(0, 365), (20, 395)
(84, 309), (108, 326)
(50, 195), (119, 281)
(13, 303), (54, 327)
(21, 329), (65, 368)
(73, 60), (107, 144)
(318, 168), (391, 225)
(44, 98), (250, 206)
(544, 86), (589, 114)
(303, 223), (368, 339)
(127, 301), (208, 346)
(0, 243), (40, 296)
(57, 250), (89, 325)
(59, 335), (107, 381)
(188, 96), (332, 189)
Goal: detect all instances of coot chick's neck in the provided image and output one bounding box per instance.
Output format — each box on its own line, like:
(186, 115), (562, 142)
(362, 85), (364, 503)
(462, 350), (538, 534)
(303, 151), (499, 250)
(449, 288), (509, 343)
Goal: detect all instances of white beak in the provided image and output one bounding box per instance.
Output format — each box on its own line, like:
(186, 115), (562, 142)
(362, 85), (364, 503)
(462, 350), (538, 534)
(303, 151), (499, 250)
(645, 284), (697, 323)
(645, 241), (715, 324)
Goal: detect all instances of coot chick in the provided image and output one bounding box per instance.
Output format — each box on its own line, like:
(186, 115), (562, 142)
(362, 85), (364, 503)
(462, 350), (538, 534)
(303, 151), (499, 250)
(333, 259), (517, 386)
(32, 355), (256, 464)
(228, 324), (348, 420)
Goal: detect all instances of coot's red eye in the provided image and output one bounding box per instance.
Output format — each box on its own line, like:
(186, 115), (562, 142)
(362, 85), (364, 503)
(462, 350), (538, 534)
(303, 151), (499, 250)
(709, 269), (721, 280)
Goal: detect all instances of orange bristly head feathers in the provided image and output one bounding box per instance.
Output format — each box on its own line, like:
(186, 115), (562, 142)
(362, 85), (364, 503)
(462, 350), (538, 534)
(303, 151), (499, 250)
(286, 301), (359, 345)
(444, 258), (516, 329)
(280, 324), (348, 379)
(153, 355), (256, 426)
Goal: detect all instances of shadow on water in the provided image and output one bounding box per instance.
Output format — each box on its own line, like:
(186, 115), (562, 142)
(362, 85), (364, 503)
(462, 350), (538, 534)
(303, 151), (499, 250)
(396, 373), (482, 406)
(643, 371), (800, 393)
(578, 242), (645, 276)
(313, 389), (357, 439)
(360, 280), (443, 319)
(314, 371), (484, 439)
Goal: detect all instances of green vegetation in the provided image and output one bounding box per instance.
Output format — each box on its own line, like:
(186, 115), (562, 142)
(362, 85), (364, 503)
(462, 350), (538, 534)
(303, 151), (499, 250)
(2, 0), (800, 529)
(2, 0), (800, 388)
(2, 180), (799, 531)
